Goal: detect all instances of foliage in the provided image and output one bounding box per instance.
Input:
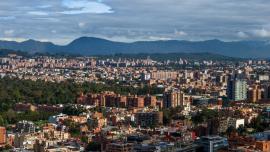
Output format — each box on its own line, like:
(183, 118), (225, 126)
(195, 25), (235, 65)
(0, 115), (5, 126)
(0, 77), (163, 112)
(0, 110), (56, 124)
(162, 106), (184, 125)
(81, 136), (89, 144)
(191, 108), (218, 124)
(62, 105), (86, 116)
(85, 142), (101, 152)
(237, 125), (247, 135)
(63, 120), (81, 137)
(226, 126), (237, 136)
(0, 144), (13, 151)
(248, 115), (266, 132)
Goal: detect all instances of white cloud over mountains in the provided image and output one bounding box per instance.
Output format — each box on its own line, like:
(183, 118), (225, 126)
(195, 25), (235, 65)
(252, 29), (270, 38)
(0, 0), (270, 44)
(236, 31), (249, 39)
(4, 30), (15, 36)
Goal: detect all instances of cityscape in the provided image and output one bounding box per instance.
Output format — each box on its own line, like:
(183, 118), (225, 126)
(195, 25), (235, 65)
(0, 0), (270, 152)
(0, 52), (269, 152)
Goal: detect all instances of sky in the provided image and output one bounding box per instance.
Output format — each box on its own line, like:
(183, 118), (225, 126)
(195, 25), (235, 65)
(0, 0), (270, 44)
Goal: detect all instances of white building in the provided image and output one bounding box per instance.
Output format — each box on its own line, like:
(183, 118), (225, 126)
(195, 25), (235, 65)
(228, 118), (245, 129)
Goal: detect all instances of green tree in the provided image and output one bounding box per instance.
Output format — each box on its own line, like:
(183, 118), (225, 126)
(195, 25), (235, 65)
(0, 115), (5, 126)
(226, 126), (236, 136)
(85, 142), (101, 152)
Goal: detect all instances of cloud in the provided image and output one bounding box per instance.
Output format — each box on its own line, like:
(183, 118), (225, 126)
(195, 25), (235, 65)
(61, 0), (113, 14)
(252, 28), (270, 38)
(174, 30), (188, 36)
(4, 30), (15, 36)
(37, 5), (52, 9)
(0, 16), (16, 20)
(35, 17), (60, 22)
(28, 11), (49, 16)
(78, 22), (86, 28)
(1, 0), (270, 44)
(0, 37), (27, 42)
(237, 31), (249, 38)
(149, 36), (172, 41)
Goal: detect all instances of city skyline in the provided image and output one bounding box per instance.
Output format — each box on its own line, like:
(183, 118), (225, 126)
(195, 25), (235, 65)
(0, 1), (270, 151)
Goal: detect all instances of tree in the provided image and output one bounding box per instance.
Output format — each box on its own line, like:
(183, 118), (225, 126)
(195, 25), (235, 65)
(62, 105), (86, 116)
(80, 136), (88, 143)
(85, 142), (101, 152)
(226, 126), (236, 136)
(0, 77), (165, 113)
(191, 109), (218, 125)
(237, 125), (246, 135)
(0, 115), (5, 126)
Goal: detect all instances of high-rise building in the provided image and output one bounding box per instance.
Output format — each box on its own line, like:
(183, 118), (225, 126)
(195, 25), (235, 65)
(135, 111), (163, 128)
(127, 95), (144, 108)
(227, 73), (247, 101)
(262, 83), (270, 100)
(248, 85), (262, 103)
(144, 95), (157, 107)
(163, 90), (184, 108)
(0, 127), (6, 146)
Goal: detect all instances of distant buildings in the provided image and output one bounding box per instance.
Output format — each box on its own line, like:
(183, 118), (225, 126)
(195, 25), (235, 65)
(151, 71), (178, 81)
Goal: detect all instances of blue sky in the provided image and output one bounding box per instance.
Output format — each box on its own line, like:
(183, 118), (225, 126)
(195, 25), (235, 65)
(0, 0), (270, 44)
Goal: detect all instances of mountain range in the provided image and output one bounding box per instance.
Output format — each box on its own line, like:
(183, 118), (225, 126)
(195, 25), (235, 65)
(0, 37), (269, 58)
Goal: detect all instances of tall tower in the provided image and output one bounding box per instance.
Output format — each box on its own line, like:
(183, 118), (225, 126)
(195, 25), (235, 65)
(163, 89), (184, 108)
(248, 85), (262, 103)
(227, 72), (247, 101)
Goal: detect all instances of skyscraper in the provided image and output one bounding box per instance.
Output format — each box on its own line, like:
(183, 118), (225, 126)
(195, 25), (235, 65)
(248, 85), (262, 103)
(262, 83), (270, 100)
(163, 89), (184, 108)
(227, 72), (247, 101)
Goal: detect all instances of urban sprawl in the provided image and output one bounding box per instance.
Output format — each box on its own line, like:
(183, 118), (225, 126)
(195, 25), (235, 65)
(0, 53), (270, 152)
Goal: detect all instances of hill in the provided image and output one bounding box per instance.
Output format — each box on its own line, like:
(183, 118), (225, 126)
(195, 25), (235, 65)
(0, 37), (269, 58)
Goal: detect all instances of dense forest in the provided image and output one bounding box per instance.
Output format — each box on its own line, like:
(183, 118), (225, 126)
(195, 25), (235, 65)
(0, 77), (164, 112)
